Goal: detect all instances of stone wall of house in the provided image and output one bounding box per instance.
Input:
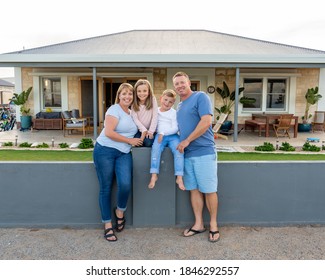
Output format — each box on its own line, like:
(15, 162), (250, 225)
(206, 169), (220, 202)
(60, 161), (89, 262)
(153, 68), (167, 104)
(67, 76), (80, 110)
(21, 68), (34, 115)
(296, 68), (320, 121)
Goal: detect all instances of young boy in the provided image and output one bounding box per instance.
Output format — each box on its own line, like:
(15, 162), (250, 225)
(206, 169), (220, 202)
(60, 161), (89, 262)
(148, 89), (185, 190)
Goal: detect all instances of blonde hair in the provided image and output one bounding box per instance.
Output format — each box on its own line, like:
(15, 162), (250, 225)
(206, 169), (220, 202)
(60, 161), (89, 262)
(162, 89), (176, 99)
(115, 83), (134, 104)
(172, 71), (190, 81)
(133, 79), (154, 111)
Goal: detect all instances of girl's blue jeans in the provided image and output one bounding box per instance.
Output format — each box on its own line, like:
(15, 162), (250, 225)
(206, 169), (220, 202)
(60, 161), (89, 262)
(134, 130), (155, 147)
(93, 142), (132, 223)
(150, 134), (184, 176)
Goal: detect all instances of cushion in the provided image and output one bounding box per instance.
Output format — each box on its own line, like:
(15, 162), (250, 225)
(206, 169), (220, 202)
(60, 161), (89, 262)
(71, 109), (80, 118)
(62, 111), (72, 119)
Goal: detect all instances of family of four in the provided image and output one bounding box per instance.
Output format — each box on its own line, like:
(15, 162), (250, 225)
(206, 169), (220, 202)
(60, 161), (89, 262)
(93, 72), (219, 243)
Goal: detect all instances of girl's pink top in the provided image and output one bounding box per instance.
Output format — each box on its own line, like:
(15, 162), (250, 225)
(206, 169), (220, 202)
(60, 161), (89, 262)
(131, 96), (158, 134)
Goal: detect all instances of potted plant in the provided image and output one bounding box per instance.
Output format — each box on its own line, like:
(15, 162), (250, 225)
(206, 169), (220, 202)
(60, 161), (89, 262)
(10, 87), (33, 129)
(215, 81), (245, 131)
(298, 86), (322, 132)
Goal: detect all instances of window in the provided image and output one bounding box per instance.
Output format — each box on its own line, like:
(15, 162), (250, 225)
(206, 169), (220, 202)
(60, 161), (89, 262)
(266, 78), (286, 110)
(41, 77), (62, 108)
(190, 81), (200, 91)
(242, 78), (263, 110)
(242, 77), (288, 112)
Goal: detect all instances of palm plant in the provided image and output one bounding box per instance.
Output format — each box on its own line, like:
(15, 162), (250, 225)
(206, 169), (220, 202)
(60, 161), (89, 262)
(215, 81), (244, 120)
(302, 87), (322, 124)
(10, 87), (32, 116)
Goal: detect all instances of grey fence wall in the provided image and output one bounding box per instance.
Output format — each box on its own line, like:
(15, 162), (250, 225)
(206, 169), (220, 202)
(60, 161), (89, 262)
(1, 148), (325, 227)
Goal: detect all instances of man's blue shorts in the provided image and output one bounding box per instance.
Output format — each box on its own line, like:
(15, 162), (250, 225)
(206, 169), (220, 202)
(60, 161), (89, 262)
(183, 153), (218, 193)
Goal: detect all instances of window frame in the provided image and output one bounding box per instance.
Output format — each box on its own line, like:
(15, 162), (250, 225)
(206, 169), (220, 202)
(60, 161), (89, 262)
(40, 77), (62, 110)
(240, 74), (293, 115)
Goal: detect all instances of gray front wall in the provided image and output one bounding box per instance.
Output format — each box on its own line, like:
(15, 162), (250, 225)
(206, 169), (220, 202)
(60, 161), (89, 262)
(1, 149), (325, 227)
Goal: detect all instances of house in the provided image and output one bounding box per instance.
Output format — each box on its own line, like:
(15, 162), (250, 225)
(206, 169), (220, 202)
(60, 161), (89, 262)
(0, 78), (14, 106)
(1, 29), (325, 140)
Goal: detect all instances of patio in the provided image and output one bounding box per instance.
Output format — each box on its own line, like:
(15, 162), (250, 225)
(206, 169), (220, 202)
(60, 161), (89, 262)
(0, 126), (325, 151)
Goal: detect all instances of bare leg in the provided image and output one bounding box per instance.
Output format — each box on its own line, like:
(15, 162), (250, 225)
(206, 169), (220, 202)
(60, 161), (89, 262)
(148, 173), (158, 189)
(205, 192), (220, 241)
(176, 175), (185, 191)
(183, 189), (205, 236)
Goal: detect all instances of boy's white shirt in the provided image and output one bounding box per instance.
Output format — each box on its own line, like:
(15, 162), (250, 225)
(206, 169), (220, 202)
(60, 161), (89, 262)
(157, 107), (179, 136)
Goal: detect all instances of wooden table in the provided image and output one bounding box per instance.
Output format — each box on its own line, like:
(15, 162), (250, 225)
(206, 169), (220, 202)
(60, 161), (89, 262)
(252, 114), (298, 138)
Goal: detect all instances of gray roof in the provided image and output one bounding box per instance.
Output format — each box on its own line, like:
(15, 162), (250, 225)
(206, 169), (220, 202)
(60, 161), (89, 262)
(0, 78), (14, 87)
(6, 30), (325, 55)
(1, 30), (325, 68)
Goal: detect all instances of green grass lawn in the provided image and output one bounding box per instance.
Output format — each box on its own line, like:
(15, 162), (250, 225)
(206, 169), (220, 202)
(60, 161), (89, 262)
(1, 149), (325, 161)
(0, 150), (93, 161)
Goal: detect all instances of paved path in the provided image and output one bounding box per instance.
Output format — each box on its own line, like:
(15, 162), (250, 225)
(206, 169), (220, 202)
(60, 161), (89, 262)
(1, 225), (325, 260)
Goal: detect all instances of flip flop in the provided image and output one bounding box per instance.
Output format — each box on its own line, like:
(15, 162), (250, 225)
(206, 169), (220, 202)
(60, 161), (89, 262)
(209, 230), (220, 242)
(183, 227), (206, 237)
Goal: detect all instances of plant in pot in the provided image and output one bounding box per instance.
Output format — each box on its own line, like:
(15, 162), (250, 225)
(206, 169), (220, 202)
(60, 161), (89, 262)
(298, 86), (322, 132)
(215, 81), (245, 131)
(10, 87), (33, 129)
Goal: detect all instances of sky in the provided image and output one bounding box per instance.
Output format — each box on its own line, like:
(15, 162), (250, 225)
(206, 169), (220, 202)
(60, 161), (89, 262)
(1, 0), (325, 78)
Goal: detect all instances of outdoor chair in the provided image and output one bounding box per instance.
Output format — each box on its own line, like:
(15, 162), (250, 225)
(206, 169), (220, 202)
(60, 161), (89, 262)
(273, 114), (294, 138)
(212, 113), (228, 140)
(312, 111), (325, 132)
(62, 110), (88, 137)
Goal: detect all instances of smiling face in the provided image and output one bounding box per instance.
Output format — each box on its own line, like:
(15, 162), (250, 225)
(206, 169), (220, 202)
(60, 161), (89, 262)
(160, 95), (175, 112)
(172, 74), (192, 100)
(115, 83), (134, 108)
(136, 84), (150, 105)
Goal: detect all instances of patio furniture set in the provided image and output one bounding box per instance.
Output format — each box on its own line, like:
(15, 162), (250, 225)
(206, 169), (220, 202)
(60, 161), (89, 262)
(244, 112), (325, 138)
(32, 109), (92, 137)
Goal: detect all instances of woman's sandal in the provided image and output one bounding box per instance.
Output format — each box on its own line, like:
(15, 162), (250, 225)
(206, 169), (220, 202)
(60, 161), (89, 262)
(104, 227), (117, 242)
(114, 207), (126, 232)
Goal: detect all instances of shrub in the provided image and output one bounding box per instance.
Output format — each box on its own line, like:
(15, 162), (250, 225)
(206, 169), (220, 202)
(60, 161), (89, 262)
(19, 142), (32, 148)
(78, 138), (94, 149)
(302, 142), (320, 152)
(59, 142), (69, 149)
(254, 142), (275, 152)
(36, 142), (50, 148)
(279, 142), (296, 152)
(3, 142), (13, 146)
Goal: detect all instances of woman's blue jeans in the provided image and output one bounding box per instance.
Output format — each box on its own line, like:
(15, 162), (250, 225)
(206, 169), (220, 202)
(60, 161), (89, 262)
(150, 134), (184, 176)
(93, 143), (132, 223)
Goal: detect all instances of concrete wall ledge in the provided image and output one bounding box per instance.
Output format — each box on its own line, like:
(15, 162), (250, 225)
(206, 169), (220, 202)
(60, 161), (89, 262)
(1, 148), (325, 227)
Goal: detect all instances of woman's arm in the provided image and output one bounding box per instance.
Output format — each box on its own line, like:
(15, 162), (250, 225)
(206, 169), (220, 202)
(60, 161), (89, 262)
(105, 115), (143, 146)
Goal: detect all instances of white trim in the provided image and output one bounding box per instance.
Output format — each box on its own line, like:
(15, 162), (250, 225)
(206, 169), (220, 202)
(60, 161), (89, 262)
(61, 76), (68, 111)
(318, 68), (325, 110)
(33, 76), (40, 114)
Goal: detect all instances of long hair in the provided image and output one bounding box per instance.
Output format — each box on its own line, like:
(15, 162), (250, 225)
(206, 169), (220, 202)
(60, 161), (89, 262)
(114, 83), (134, 104)
(132, 79), (154, 111)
